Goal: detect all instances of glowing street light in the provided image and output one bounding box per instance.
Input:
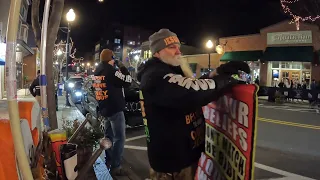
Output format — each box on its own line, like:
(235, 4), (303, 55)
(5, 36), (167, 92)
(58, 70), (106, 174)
(57, 49), (63, 56)
(98, 0), (104, 2)
(66, 9), (76, 22)
(205, 40), (214, 71)
(81, 63), (84, 66)
(206, 40), (214, 49)
(134, 55), (139, 61)
(95, 62), (98, 66)
(65, 9), (76, 106)
(87, 62), (90, 67)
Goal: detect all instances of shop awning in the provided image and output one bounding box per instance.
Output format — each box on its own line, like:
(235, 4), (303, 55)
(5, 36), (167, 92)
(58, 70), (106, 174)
(220, 50), (263, 62)
(261, 46), (314, 62)
(17, 39), (34, 57)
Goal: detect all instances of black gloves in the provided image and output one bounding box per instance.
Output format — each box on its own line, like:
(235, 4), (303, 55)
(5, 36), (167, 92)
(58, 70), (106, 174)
(216, 61), (250, 76)
(211, 61), (250, 96)
(212, 74), (239, 92)
(114, 60), (125, 68)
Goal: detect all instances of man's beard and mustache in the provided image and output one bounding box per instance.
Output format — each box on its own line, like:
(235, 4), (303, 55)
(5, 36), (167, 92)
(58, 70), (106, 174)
(160, 54), (195, 79)
(160, 54), (182, 67)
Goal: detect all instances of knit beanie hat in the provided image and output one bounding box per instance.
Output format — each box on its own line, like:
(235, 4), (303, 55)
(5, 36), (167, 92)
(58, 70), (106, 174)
(100, 49), (115, 62)
(149, 29), (180, 54)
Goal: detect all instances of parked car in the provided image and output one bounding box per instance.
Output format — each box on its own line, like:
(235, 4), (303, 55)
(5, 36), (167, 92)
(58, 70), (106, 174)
(80, 78), (143, 131)
(70, 81), (83, 104)
(65, 76), (83, 93)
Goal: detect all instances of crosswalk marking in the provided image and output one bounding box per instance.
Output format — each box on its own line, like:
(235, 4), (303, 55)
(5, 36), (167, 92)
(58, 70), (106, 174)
(125, 135), (317, 180)
(255, 163), (316, 180)
(259, 104), (318, 113)
(126, 135), (146, 142)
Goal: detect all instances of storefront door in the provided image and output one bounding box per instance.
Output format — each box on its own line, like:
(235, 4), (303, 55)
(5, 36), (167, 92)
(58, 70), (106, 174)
(280, 70), (300, 82)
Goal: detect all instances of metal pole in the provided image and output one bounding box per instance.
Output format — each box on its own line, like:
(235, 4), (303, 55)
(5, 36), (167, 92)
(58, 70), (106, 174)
(65, 22), (71, 106)
(208, 53), (211, 71)
(68, 114), (92, 143)
(75, 138), (112, 180)
(40, 0), (51, 131)
(5, 0), (33, 179)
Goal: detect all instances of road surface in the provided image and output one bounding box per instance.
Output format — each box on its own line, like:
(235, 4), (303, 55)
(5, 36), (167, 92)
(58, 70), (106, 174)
(123, 104), (320, 180)
(75, 99), (320, 179)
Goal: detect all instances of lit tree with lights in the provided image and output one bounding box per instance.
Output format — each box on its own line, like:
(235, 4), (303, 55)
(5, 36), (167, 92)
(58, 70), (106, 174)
(53, 39), (78, 83)
(280, 0), (320, 30)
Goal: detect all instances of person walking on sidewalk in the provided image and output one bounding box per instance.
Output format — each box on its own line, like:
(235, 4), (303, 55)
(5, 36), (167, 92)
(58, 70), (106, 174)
(137, 29), (249, 180)
(93, 49), (132, 176)
(29, 70), (41, 104)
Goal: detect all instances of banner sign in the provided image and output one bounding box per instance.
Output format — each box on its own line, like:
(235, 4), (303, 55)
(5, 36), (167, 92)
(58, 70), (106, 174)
(267, 31), (312, 45)
(195, 84), (258, 180)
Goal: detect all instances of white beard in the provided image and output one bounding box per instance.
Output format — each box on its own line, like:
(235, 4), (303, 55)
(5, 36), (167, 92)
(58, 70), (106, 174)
(160, 54), (182, 67)
(158, 54), (194, 79)
(180, 59), (195, 79)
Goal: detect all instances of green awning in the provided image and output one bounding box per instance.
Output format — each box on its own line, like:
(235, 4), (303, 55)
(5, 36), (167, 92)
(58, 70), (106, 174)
(261, 46), (314, 62)
(220, 50), (263, 62)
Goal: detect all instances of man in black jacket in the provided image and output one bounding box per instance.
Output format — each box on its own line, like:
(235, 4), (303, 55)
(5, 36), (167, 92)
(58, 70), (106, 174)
(94, 49), (132, 175)
(29, 70), (41, 104)
(137, 29), (249, 180)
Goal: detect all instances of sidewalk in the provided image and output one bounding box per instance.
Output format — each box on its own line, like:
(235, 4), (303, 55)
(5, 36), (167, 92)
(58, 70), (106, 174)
(0, 93), (139, 179)
(57, 95), (139, 180)
(56, 95), (86, 128)
(258, 96), (310, 108)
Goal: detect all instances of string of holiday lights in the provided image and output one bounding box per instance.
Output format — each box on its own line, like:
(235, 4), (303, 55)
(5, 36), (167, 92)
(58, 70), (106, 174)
(280, 0), (320, 30)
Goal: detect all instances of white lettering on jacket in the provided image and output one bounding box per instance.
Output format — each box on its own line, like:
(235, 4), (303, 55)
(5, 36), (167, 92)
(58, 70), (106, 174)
(163, 73), (216, 91)
(115, 71), (132, 83)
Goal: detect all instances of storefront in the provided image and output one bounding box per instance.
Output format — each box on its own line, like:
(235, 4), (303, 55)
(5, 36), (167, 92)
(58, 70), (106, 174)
(0, 41), (34, 99)
(219, 20), (320, 87)
(220, 50), (263, 82)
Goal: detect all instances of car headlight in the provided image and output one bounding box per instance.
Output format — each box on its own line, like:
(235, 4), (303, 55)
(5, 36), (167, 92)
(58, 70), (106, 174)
(68, 83), (75, 88)
(75, 92), (82, 97)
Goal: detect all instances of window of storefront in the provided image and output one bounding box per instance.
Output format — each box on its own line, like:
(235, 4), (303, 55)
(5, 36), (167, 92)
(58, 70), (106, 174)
(247, 61), (260, 82)
(270, 61), (311, 86)
(143, 50), (152, 59)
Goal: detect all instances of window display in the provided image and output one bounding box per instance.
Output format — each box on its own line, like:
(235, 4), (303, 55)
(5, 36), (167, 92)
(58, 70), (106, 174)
(270, 61), (311, 87)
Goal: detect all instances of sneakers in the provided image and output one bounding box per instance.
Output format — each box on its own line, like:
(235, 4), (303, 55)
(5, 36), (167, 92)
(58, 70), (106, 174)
(111, 167), (128, 176)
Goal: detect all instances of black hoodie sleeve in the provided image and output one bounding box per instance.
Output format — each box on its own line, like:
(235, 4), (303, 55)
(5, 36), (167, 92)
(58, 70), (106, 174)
(29, 78), (38, 97)
(143, 71), (236, 111)
(107, 65), (132, 88)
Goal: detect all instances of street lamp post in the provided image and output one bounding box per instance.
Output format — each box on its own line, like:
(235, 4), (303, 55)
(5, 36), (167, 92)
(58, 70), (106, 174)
(65, 9), (75, 106)
(206, 40), (214, 71)
(86, 62), (91, 75)
(56, 49), (63, 83)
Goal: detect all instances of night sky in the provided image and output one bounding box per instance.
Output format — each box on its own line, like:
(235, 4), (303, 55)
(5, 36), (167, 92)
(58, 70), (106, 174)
(31, 0), (293, 56)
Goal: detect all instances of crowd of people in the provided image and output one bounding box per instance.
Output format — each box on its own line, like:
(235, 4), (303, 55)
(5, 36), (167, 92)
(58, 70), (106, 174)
(274, 78), (320, 90)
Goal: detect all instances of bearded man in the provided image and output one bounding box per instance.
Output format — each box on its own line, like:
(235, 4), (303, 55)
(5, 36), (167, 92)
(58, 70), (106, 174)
(137, 29), (249, 180)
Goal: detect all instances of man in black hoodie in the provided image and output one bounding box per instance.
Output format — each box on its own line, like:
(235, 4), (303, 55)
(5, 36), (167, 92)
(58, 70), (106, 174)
(29, 70), (41, 104)
(94, 49), (132, 175)
(137, 29), (249, 179)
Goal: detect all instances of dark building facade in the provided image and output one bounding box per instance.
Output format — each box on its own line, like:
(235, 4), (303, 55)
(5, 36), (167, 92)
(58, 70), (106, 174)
(94, 23), (153, 65)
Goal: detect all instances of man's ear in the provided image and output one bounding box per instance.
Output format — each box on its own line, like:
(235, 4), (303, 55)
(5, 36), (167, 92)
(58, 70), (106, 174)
(153, 52), (160, 58)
